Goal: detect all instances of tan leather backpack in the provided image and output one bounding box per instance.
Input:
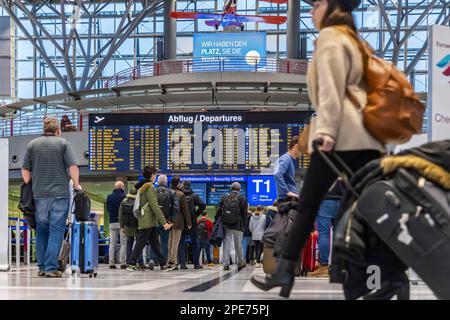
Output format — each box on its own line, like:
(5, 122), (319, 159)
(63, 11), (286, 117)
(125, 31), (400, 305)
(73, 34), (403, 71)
(336, 26), (425, 145)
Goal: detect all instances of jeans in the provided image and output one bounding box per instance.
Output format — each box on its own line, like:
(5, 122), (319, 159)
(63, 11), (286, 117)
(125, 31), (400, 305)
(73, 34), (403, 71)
(282, 150), (381, 261)
(34, 197), (70, 272)
(126, 236), (143, 265)
(109, 222), (127, 265)
(316, 199), (341, 265)
(223, 226), (244, 267)
(198, 240), (212, 264)
(242, 236), (252, 262)
(178, 218), (200, 267)
(149, 227), (170, 262)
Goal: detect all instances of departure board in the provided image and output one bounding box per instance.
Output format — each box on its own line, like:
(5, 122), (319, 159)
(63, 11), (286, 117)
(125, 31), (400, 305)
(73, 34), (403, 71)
(89, 111), (312, 173)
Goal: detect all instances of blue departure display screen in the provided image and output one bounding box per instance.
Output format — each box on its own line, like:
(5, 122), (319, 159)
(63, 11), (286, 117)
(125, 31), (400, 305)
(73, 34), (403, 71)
(89, 111), (311, 173)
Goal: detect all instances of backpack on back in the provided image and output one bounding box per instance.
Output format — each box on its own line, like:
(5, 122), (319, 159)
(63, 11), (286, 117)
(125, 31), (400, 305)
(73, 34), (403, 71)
(156, 187), (172, 220)
(337, 26), (425, 145)
(121, 198), (138, 229)
(221, 193), (240, 225)
(197, 219), (209, 242)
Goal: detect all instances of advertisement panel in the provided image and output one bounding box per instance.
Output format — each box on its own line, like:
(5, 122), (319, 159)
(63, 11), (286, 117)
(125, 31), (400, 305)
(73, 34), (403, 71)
(193, 32), (266, 71)
(428, 25), (450, 142)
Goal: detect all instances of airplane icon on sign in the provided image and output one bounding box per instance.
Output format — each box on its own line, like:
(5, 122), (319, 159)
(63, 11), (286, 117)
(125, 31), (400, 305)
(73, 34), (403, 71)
(94, 116), (105, 124)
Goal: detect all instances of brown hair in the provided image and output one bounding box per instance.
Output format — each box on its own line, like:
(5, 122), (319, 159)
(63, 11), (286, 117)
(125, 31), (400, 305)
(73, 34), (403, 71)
(289, 135), (299, 150)
(320, 0), (357, 32)
(143, 166), (157, 180)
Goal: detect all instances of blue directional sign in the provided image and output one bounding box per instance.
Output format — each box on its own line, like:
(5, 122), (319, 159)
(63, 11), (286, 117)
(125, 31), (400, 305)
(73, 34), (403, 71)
(247, 176), (277, 206)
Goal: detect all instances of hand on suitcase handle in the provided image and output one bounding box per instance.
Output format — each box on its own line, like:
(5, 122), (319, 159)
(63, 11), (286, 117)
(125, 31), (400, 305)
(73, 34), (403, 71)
(313, 135), (335, 152)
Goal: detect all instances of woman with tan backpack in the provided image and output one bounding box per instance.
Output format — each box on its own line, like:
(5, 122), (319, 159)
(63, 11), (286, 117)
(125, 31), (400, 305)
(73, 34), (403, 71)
(251, 0), (423, 298)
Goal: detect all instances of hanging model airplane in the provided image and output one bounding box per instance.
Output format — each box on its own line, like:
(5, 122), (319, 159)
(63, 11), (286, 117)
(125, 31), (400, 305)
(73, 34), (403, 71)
(170, 0), (288, 31)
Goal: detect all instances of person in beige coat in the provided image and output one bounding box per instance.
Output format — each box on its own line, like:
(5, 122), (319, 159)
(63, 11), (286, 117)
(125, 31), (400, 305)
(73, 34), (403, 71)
(252, 0), (385, 298)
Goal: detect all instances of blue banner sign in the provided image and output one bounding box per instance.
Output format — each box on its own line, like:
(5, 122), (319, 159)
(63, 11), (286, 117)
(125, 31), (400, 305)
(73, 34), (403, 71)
(193, 32), (266, 71)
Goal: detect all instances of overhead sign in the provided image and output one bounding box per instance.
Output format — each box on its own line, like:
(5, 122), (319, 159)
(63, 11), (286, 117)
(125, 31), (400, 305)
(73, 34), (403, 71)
(193, 32), (266, 71)
(247, 176), (277, 206)
(428, 24), (450, 142)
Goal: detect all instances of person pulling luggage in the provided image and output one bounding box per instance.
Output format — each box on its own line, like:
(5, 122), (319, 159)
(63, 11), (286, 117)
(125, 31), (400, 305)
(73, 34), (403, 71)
(251, 0), (385, 297)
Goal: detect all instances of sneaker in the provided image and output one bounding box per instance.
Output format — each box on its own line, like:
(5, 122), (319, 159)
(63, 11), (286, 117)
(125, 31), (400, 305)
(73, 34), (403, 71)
(308, 265), (330, 278)
(139, 264), (149, 270)
(194, 265), (203, 270)
(238, 264), (246, 271)
(148, 260), (155, 270)
(223, 265), (230, 271)
(163, 264), (179, 272)
(45, 271), (63, 278)
(38, 270), (46, 277)
(159, 265), (166, 271)
(127, 265), (139, 272)
(180, 265), (188, 270)
(120, 264), (127, 270)
(250, 260), (256, 266)
(207, 263), (215, 267)
(109, 265), (117, 270)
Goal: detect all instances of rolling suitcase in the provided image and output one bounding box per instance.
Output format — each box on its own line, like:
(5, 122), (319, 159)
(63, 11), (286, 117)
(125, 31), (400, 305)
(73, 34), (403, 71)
(58, 225), (71, 272)
(355, 167), (450, 299)
(71, 221), (99, 278)
(300, 231), (319, 276)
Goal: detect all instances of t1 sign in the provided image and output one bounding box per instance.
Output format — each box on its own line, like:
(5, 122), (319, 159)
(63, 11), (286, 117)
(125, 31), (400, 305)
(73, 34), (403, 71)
(247, 176), (277, 206)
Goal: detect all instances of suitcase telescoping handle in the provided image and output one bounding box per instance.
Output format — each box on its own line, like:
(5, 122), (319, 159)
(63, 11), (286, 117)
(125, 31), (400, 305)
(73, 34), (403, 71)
(312, 138), (359, 198)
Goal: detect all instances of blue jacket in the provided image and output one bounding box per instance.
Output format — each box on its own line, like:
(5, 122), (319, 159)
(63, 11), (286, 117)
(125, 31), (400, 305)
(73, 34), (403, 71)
(107, 189), (126, 224)
(274, 153), (298, 200)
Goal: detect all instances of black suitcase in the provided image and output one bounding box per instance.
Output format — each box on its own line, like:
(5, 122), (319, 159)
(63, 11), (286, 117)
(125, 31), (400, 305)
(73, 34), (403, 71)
(73, 190), (91, 221)
(355, 167), (450, 299)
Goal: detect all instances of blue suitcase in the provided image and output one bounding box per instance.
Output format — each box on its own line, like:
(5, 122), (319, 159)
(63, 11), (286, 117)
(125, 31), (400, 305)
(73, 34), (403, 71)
(71, 221), (99, 277)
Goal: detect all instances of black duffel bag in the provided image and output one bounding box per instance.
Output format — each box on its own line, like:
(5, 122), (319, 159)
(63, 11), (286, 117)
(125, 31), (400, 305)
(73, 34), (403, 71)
(18, 181), (36, 229)
(73, 190), (91, 221)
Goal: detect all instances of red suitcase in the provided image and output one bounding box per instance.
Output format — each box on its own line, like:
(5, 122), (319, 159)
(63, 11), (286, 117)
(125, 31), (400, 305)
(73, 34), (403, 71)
(300, 231), (319, 276)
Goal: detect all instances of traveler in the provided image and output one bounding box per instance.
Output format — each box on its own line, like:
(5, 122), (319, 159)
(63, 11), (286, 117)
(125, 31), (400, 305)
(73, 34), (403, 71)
(21, 117), (81, 278)
(178, 180), (206, 269)
(165, 176), (192, 271)
(148, 175), (173, 270)
(60, 115), (77, 132)
(127, 166), (172, 271)
(274, 136), (301, 202)
(249, 206), (266, 267)
(118, 187), (143, 267)
(242, 210), (252, 264)
(251, 0), (384, 297)
(107, 181), (127, 269)
(309, 179), (345, 277)
(197, 212), (214, 266)
(215, 182), (248, 271)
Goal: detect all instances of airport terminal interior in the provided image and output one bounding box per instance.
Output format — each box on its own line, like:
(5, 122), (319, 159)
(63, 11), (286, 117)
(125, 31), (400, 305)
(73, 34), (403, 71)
(0, 0), (449, 301)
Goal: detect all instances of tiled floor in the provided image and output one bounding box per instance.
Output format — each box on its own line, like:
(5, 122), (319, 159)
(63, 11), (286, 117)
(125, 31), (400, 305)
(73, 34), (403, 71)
(0, 265), (436, 300)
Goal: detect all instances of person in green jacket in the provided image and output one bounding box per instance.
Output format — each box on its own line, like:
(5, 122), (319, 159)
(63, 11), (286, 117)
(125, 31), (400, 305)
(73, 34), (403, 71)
(127, 166), (172, 271)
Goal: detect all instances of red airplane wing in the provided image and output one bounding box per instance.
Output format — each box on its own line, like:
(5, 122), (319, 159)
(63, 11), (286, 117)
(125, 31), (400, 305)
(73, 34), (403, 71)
(170, 12), (224, 20)
(236, 14), (287, 24)
(259, 0), (288, 4)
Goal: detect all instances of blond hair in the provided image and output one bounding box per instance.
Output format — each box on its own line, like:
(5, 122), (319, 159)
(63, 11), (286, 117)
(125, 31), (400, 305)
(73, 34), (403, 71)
(43, 117), (59, 134)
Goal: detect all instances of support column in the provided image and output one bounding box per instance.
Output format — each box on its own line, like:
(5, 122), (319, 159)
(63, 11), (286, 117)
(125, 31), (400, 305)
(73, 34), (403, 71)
(0, 139), (9, 271)
(287, 0), (300, 59)
(164, 0), (177, 60)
